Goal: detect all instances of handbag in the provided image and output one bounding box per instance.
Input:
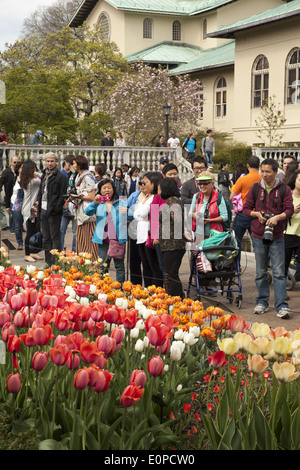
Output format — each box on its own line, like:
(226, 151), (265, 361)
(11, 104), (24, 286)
(107, 239), (125, 259)
(29, 232), (44, 254)
(196, 250), (212, 273)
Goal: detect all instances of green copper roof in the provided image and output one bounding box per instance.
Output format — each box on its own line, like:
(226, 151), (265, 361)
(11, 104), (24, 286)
(126, 42), (203, 65)
(125, 40), (235, 74)
(170, 40), (235, 74)
(69, 0), (237, 26)
(208, 0), (300, 38)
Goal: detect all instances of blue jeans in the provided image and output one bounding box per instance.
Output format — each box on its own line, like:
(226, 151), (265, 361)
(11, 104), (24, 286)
(252, 237), (288, 312)
(61, 216), (76, 252)
(98, 242), (125, 284)
(232, 211), (252, 266)
(11, 209), (23, 247)
(205, 151), (213, 166)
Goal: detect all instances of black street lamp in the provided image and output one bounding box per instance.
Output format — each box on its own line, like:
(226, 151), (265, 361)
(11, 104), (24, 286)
(162, 104), (171, 141)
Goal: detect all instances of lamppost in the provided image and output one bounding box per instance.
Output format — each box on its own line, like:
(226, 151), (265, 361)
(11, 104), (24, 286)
(163, 104), (171, 142)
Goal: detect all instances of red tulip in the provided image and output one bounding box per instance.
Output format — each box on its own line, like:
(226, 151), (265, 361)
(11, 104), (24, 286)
(80, 340), (105, 364)
(7, 335), (21, 353)
(73, 368), (90, 390)
(74, 282), (90, 297)
(67, 353), (80, 370)
(3, 275), (15, 290)
(120, 383), (144, 407)
(32, 351), (48, 371)
(208, 350), (228, 369)
(89, 301), (105, 322)
(92, 369), (114, 392)
(49, 344), (70, 366)
(22, 288), (38, 307)
(53, 309), (71, 331)
(31, 324), (53, 346)
(158, 338), (171, 355)
(6, 373), (21, 394)
(120, 308), (140, 329)
(0, 283), (7, 300)
(148, 356), (164, 377)
(0, 310), (11, 328)
(13, 310), (28, 328)
(228, 315), (247, 333)
(20, 329), (36, 348)
(129, 370), (147, 388)
(66, 332), (84, 351)
(104, 306), (122, 324)
(147, 324), (171, 347)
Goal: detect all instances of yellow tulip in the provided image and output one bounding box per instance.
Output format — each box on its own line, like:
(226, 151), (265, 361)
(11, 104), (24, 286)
(247, 354), (269, 374)
(217, 337), (239, 355)
(247, 337), (273, 356)
(273, 337), (292, 356)
(273, 362), (300, 383)
(233, 332), (252, 351)
(251, 322), (270, 338)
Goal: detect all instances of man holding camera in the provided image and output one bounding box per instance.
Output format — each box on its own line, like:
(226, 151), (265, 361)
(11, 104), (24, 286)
(243, 158), (294, 319)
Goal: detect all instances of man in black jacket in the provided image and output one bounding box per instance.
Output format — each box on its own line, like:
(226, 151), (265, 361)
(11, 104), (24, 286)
(181, 156), (207, 205)
(0, 155), (19, 230)
(38, 152), (68, 266)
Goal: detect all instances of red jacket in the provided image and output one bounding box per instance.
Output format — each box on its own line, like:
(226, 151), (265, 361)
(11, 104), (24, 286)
(243, 179), (294, 239)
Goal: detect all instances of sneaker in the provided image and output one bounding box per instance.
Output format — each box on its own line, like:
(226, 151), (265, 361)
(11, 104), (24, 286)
(254, 304), (269, 315)
(277, 308), (290, 319)
(17, 245), (23, 250)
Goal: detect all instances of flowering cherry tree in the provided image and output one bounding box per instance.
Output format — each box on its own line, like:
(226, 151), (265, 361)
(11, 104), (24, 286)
(109, 62), (203, 145)
(255, 95), (287, 146)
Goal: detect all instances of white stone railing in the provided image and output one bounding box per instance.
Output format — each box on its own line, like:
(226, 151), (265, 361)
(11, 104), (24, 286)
(1, 144), (194, 182)
(252, 147), (300, 167)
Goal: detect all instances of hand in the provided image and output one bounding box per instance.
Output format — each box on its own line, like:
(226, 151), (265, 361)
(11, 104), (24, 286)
(258, 212), (267, 224)
(204, 218), (210, 225)
(153, 239), (159, 246)
(94, 194), (101, 204)
(294, 204), (300, 214)
(118, 206), (127, 214)
(266, 215), (279, 227)
(5, 208), (9, 213)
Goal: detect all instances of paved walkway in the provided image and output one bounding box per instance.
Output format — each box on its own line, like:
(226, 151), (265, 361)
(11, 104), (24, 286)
(2, 226), (300, 331)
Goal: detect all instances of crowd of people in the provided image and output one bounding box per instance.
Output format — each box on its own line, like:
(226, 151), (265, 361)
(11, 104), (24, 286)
(0, 144), (299, 320)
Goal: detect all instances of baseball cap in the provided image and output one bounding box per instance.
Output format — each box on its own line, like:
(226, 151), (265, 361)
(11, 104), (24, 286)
(160, 156), (169, 164)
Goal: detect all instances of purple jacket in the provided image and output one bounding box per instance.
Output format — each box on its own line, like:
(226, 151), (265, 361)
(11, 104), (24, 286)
(243, 179), (294, 239)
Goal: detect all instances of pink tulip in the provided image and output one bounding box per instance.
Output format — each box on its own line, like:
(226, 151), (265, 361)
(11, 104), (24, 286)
(148, 356), (164, 377)
(96, 335), (116, 357)
(129, 370), (147, 388)
(92, 369), (114, 392)
(1, 322), (15, 342)
(32, 351), (48, 371)
(110, 326), (125, 344)
(7, 373), (21, 394)
(49, 344), (70, 366)
(22, 288), (38, 307)
(73, 368), (90, 390)
(9, 294), (24, 311)
(13, 310), (27, 328)
(67, 353), (80, 370)
(74, 283), (90, 297)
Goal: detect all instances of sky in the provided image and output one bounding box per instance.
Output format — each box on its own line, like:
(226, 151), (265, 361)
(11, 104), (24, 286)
(0, 0), (56, 52)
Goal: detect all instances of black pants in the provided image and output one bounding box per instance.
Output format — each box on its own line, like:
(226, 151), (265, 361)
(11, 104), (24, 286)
(138, 243), (154, 288)
(129, 238), (142, 285)
(40, 211), (62, 266)
(145, 245), (164, 287)
(25, 218), (38, 256)
(284, 234), (300, 276)
(163, 249), (185, 297)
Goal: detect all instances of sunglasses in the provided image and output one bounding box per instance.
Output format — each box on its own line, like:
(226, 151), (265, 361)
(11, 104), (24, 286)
(198, 181), (212, 186)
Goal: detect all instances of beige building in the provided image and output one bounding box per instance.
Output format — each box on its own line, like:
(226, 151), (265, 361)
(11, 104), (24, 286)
(70, 0), (300, 145)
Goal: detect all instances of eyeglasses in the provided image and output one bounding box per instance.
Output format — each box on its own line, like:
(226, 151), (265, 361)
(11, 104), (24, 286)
(193, 167), (206, 172)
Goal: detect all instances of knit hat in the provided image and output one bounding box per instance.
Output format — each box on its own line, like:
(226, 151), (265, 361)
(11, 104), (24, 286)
(44, 151), (58, 161)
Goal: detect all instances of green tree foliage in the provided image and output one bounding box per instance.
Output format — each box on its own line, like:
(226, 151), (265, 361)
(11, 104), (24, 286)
(0, 23), (129, 143)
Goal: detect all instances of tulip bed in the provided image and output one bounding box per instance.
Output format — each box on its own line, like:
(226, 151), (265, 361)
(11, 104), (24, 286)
(1, 249), (300, 450)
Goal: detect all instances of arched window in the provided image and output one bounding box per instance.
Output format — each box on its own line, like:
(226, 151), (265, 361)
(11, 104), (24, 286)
(252, 55), (269, 108)
(98, 12), (110, 41)
(215, 77), (227, 118)
(202, 19), (207, 39)
(286, 48), (300, 105)
(143, 18), (152, 39)
(172, 21), (181, 41)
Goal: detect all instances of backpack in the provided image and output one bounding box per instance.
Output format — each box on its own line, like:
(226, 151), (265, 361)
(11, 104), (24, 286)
(195, 191), (232, 231)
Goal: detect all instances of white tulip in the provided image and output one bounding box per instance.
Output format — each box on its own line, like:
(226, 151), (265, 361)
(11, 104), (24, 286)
(135, 339), (144, 352)
(130, 328), (139, 338)
(98, 293), (107, 301)
(184, 333), (198, 346)
(176, 384), (182, 391)
(189, 326), (200, 337)
(26, 265), (35, 274)
(174, 329), (185, 340)
(89, 284), (97, 295)
(80, 297), (89, 305)
(36, 270), (44, 280)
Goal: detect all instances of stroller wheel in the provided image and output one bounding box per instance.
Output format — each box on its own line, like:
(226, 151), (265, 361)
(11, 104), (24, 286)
(286, 272), (295, 291)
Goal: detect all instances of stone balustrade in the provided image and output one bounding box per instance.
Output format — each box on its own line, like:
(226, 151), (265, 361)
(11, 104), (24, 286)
(0, 144), (193, 182)
(252, 147), (300, 167)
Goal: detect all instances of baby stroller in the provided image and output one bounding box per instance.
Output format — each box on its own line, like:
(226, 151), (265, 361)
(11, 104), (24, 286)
(187, 230), (243, 308)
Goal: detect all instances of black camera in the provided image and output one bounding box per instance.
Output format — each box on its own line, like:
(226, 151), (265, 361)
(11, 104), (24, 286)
(63, 186), (77, 200)
(262, 213), (275, 245)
